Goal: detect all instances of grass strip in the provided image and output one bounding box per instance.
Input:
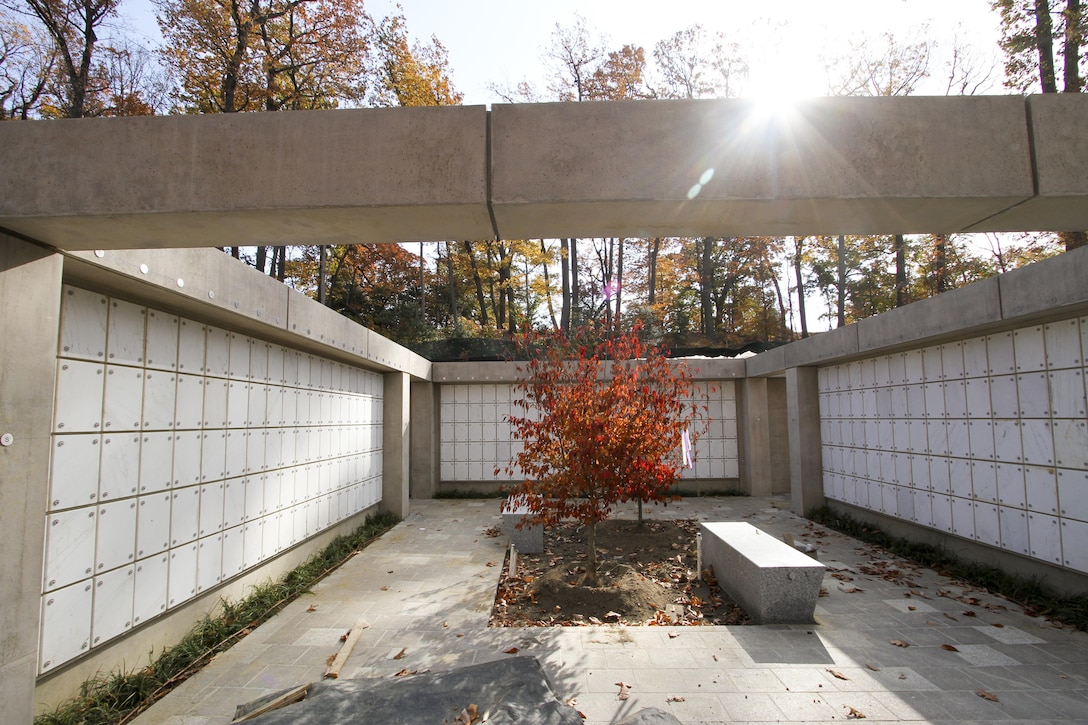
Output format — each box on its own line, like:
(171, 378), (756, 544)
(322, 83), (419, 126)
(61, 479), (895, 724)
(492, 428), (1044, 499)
(809, 505), (1088, 631)
(36, 511), (399, 725)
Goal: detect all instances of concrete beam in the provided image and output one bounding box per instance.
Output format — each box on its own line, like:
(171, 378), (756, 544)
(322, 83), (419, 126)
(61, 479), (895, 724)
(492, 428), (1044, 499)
(3, 96), (1088, 249)
(969, 94), (1088, 233)
(0, 106), (493, 249)
(491, 96), (1036, 239)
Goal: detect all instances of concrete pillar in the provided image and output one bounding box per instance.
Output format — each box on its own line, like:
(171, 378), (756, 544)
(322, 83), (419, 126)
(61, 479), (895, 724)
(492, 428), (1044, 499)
(737, 378), (773, 496)
(786, 367), (825, 515)
(409, 381), (438, 499)
(382, 371), (410, 518)
(0, 235), (63, 722)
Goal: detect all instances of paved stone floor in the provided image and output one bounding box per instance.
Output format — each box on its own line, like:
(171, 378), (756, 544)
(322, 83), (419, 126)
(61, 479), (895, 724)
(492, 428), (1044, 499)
(133, 497), (1088, 724)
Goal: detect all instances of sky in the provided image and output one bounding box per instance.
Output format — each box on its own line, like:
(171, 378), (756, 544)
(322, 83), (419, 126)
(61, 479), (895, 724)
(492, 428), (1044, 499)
(121, 0), (1008, 106)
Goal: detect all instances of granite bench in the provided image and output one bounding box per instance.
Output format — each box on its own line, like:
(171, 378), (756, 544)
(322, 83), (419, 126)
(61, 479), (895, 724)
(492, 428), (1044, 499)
(699, 521), (826, 624)
(501, 496), (543, 553)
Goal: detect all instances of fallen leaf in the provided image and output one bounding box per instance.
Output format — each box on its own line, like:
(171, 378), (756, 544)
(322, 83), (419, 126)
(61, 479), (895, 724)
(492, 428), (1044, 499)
(827, 669), (850, 680)
(992, 622), (1005, 628)
(897, 673), (907, 680)
(842, 586), (865, 594)
(668, 632), (680, 639)
(380, 585), (390, 591)
(864, 663), (881, 672)
(455, 703), (480, 724)
(666, 696), (685, 702)
(504, 647), (519, 654)
(845, 705), (867, 719)
(943, 612), (959, 621)
(977, 689), (999, 702)
(907, 605), (917, 611)
(890, 640), (910, 648)
(962, 610), (977, 617)
(941, 644), (960, 652)
(616, 682), (632, 700)
(393, 647), (407, 660)
(392, 668), (418, 677)
(486, 561), (497, 567)
(306, 604), (318, 612)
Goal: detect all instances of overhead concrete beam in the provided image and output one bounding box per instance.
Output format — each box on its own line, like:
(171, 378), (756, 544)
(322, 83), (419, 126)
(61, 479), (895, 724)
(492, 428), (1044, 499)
(490, 96), (1037, 239)
(0, 106), (493, 250)
(3, 96), (1088, 249)
(967, 94), (1088, 233)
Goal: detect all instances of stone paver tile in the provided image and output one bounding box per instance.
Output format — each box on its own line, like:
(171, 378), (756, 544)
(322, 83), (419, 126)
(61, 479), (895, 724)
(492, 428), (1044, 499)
(724, 667), (788, 692)
(770, 666), (841, 692)
(660, 691), (730, 721)
(948, 643), (1025, 666)
(717, 692), (788, 721)
(977, 624), (1047, 645)
(818, 690), (902, 721)
(871, 689), (952, 720)
(770, 691), (843, 721)
(187, 686), (270, 719)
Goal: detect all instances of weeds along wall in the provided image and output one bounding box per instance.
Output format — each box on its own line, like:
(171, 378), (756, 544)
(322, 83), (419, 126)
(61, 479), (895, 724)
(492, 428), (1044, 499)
(41, 285), (386, 674)
(818, 319), (1088, 575)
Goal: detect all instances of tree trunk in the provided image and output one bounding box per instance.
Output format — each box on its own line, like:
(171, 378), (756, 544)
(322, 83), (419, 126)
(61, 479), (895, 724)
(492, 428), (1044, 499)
(317, 245), (327, 304)
(1035, 0), (1059, 93)
(542, 240), (558, 330)
(836, 234), (847, 327)
(447, 241), (459, 333)
(894, 234), (908, 307)
(933, 234), (949, 293)
(255, 245), (267, 273)
(1065, 0), (1084, 92)
(571, 238), (580, 328)
(584, 520), (599, 586)
(616, 237), (625, 328)
(647, 237), (660, 306)
(560, 239), (571, 333)
(700, 237), (714, 336)
(794, 237), (809, 339)
(462, 241), (489, 327)
(497, 243), (511, 332)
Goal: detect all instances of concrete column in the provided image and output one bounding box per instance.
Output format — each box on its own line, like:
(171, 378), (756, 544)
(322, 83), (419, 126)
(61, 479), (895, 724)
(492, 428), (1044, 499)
(0, 235), (63, 722)
(409, 381), (438, 499)
(737, 378), (773, 496)
(786, 367), (825, 515)
(382, 371), (410, 518)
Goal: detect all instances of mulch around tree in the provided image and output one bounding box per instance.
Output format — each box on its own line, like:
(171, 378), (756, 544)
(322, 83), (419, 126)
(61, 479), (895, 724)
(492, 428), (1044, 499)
(489, 518), (749, 627)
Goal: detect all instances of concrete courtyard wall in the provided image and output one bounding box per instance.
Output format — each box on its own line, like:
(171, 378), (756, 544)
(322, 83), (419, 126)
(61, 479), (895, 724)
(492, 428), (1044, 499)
(749, 245), (1088, 592)
(430, 361), (745, 494)
(0, 237), (428, 715)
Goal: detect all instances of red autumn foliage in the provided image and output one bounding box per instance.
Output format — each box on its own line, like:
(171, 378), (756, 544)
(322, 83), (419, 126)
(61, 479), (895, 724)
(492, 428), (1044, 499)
(499, 323), (710, 585)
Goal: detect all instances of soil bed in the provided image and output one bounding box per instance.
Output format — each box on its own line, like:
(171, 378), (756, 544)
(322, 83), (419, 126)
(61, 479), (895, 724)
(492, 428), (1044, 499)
(490, 518), (749, 627)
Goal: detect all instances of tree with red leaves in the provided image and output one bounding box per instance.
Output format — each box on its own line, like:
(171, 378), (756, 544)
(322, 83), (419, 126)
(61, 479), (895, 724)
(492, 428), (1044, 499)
(501, 323), (709, 586)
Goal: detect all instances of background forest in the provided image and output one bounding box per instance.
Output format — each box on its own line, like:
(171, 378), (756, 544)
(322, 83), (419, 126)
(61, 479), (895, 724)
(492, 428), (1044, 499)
(2, 0), (1084, 356)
